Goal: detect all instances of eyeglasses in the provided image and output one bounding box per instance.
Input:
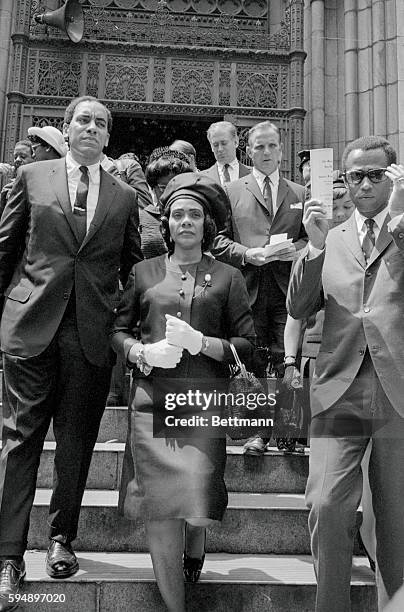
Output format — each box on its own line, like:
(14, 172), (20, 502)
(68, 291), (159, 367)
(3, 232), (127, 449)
(344, 168), (387, 185)
(31, 143), (43, 153)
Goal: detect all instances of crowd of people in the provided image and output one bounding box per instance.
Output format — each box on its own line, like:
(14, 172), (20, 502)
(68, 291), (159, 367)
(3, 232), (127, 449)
(0, 95), (403, 612)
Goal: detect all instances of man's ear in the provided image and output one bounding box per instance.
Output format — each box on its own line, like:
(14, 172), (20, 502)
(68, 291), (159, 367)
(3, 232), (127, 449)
(246, 145), (252, 160)
(235, 136), (240, 149)
(104, 132), (110, 149)
(62, 123), (69, 137)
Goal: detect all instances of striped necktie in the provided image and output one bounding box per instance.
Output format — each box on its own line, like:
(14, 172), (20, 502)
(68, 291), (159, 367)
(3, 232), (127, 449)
(73, 166), (89, 243)
(263, 175), (273, 221)
(362, 218), (375, 262)
(223, 164), (231, 183)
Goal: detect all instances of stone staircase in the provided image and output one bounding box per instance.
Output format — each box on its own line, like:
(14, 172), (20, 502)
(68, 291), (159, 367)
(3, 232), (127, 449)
(4, 405), (376, 611)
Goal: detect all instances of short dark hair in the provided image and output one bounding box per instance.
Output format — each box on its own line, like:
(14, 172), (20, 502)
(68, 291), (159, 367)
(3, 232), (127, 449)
(160, 204), (217, 255)
(341, 135), (397, 171)
(146, 148), (192, 188)
(63, 96), (113, 133)
(248, 121), (280, 146)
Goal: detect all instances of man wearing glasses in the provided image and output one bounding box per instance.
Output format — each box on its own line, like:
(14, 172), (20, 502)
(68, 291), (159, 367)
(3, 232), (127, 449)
(287, 135), (404, 611)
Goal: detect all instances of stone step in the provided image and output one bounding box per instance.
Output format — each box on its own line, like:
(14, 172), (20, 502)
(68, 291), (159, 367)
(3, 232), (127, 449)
(30, 442), (308, 493)
(18, 551), (376, 611)
(28, 490), (362, 555)
(46, 406), (129, 443)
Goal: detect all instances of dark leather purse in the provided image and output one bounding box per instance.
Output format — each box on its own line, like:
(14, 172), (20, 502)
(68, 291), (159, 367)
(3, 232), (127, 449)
(226, 344), (271, 440)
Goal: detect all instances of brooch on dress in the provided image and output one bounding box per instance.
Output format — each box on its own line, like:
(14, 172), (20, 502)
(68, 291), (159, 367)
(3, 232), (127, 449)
(192, 273), (212, 300)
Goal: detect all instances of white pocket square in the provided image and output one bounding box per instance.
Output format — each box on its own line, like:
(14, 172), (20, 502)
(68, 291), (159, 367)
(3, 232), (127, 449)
(290, 202), (303, 210)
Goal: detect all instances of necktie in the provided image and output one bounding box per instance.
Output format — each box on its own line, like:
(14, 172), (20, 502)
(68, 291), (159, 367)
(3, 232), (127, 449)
(73, 166), (89, 243)
(223, 164), (231, 183)
(362, 218), (375, 262)
(263, 175), (273, 221)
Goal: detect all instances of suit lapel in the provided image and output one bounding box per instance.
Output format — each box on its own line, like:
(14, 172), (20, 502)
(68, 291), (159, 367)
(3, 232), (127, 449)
(245, 174), (267, 211)
(80, 167), (116, 249)
(340, 215), (366, 268)
(50, 160), (80, 242)
(367, 213), (392, 267)
(275, 177), (289, 214)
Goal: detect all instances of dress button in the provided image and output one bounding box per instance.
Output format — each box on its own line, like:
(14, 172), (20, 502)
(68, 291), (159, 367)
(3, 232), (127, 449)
(179, 289), (185, 296)
(363, 306), (370, 313)
(177, 312), (182, 318)
(398, 232), (404, 239)
(181, 274), (187, 281)
(63, 291), (69, 300)
(365, 271), (372, 277)
(359, 349), (365, 355)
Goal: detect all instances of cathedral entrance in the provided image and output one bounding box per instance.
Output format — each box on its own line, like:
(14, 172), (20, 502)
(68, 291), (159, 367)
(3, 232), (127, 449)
(108, 113), (222, 170)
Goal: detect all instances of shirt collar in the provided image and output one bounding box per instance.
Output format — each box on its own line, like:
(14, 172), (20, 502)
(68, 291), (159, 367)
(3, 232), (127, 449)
(354, 205), (389, 233)
(252, 167), (279, 187)
(66, 151), (101, 183)
(217, 158), (239, 171)
(100, 154), (115, 172)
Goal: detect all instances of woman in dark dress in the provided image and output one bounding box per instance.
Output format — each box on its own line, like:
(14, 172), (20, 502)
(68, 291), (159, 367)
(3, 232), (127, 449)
(112, 173), (255, 612)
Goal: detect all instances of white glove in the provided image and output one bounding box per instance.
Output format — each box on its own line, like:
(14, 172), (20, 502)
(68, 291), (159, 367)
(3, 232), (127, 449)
(143, 339), (183, 369)
(165, 314), (203, 355)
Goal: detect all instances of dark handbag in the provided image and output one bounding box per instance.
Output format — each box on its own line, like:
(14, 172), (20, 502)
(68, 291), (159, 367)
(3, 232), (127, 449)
(226, 344), (271, 440)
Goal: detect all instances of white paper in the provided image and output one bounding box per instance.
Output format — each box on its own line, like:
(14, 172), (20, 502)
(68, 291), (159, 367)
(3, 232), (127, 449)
(270, 233), (288, 245)
(310, 148), (334, 219)
(263, 239), (293, 258)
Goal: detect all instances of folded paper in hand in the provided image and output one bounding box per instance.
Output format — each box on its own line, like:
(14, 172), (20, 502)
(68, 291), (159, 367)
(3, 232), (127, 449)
(263, 238), (293, 258)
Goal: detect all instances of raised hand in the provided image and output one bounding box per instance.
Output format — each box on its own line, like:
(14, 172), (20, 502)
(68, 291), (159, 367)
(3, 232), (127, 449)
(302, 198), (329, 250)
(385, 163), (404, 218)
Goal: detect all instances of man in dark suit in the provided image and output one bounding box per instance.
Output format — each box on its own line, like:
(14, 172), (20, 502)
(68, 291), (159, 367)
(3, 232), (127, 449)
(287, 135), (404, 611)
(202, 121), (251, 185)
(0, 96), (142, 609)
(212, 121), (307, 455)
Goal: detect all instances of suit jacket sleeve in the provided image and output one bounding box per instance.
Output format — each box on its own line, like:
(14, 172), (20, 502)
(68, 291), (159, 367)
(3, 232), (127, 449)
(287, 246), (325, 320)
(119, 159), (153, 210)
(119, 189), (143, 287)
(0, 170), (29, 294)
(221, 266), (256, 365)
(211, 189), (248, 269)
(111, 265), (140, 361)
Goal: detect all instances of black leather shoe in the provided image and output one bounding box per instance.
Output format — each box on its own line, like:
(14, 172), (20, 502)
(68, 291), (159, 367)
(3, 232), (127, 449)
(183, 551), (205, 583)
(183, 527), (206, 584)
(46, 540), (79, 579)
(0, 559), (26, 612)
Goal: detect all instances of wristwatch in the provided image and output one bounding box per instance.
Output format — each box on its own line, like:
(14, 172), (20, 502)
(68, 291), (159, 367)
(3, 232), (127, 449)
(135, 344), (153, 376)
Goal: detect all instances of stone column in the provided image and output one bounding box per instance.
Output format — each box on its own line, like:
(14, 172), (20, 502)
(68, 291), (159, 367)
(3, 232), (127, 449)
(3, 0), (31, 162)
(289, 0), (306, 180)
(372, 0), (387, 138)
(310, 0), (325, 147)
(0, 0), (15, 160)
(344, 0), (358, 142)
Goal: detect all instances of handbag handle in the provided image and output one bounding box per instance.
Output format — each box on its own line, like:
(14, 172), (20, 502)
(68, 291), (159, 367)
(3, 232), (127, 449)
(229, 343), (244, 371)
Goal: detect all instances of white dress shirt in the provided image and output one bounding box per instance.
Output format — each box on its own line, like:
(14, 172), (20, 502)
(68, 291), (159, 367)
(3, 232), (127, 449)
(354, 206), (389, 246)
(252, 167), (280, 214)
(66, 152), (101, 231)
(217, 159), (239, 186)
(308, 205), (390, 258)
